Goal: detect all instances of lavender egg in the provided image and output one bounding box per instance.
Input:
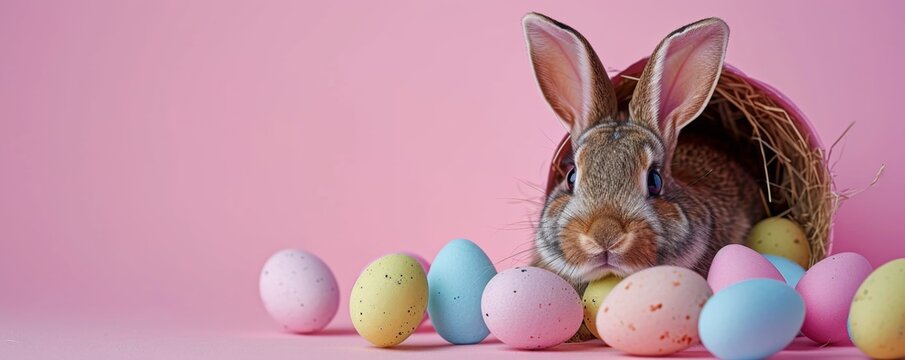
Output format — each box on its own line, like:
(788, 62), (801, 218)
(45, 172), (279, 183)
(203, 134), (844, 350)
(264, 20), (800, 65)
(481, 266), (583, 349)
(259, 249), (339, 333)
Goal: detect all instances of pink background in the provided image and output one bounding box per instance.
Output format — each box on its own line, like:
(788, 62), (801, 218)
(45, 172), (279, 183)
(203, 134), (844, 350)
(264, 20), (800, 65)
(1, 0), (902, 358)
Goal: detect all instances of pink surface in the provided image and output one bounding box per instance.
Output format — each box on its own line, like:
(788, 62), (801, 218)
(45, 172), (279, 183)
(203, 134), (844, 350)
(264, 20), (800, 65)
(0, 0), (902, 358)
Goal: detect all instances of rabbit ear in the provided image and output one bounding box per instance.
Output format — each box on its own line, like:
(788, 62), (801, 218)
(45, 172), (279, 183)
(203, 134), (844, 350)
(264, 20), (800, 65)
(523, 12), (617, 136)
(629, 18), (729, 148)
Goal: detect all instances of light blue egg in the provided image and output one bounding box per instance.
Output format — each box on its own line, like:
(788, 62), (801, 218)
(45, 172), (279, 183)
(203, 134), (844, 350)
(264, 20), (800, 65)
(764, 255), (806, 287)
(427, 238), (497, 344)
(699, 279), (805, 360)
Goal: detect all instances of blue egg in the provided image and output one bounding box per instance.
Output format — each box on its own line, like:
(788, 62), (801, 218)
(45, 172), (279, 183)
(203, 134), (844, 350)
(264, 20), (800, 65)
(699, 279), (805, 360)
(427, 238), (497, 344)
(764, 255), (806, 287)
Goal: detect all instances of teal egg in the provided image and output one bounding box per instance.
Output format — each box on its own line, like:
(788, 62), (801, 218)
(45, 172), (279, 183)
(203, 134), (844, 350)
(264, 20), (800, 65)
(427, 239), (497, 344)
(699, 279), (805, 359)
(764, 255), (806, 287)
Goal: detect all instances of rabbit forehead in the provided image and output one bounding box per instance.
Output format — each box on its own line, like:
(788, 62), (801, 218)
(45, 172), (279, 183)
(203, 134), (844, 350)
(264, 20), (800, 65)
(574, 122), (664, 184)
(570, 124), (661, 208)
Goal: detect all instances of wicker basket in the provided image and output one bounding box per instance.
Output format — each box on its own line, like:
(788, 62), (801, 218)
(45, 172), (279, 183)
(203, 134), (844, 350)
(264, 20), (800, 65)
(544, 59), (836, 266)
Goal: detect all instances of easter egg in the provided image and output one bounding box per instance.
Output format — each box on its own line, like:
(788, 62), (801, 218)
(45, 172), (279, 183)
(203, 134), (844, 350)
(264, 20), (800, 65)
(764, 255), (806, 287)
(849, 259), (905, 359)
(259, 249), (339, 333)
(598, 266), (711, 356)
(399, 252), (431, 273)
(581, 276), (622, 340)
(699, 279), (805, 360)
(708, 244), (784, 293)
(398, 251), (431, 325)
(746, 217), (810, 268)
(796, 252), (872, 344)
(427, 239), (496, 344)
(350, 254), (428, 347)
(481, 266), (582, 349)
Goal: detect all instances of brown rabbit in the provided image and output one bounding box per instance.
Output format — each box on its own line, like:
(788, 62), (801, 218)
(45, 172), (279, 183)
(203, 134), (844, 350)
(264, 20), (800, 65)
(524, 13), (765, 286)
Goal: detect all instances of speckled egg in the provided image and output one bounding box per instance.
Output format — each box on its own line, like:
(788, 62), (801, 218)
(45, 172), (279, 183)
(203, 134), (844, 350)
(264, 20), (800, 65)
(582, 276), (622, 340)
(849, 258), (905, 359)
(699, 279), (805, 360)
(350, 254), (428, 347)
(598, 266), (711, 356)
(764, 255), (806, 287)
(399, 252), (431, 273)
(427, 239), (496, 344)
(708, 244), (784, 293)
(745, 217), (811, 268)
(259, 249), (339, 333)
(398, 251), (431, 326)
(796, 252), (872, 344)
(481, 266), (583, 349)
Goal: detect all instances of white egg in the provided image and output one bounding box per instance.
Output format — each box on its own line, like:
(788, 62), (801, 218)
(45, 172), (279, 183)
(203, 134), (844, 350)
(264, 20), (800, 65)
(259, 249), (339, 333)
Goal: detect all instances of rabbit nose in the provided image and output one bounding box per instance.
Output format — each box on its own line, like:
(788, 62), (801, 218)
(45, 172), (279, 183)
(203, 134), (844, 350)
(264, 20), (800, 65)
(586, 216), (627, 250)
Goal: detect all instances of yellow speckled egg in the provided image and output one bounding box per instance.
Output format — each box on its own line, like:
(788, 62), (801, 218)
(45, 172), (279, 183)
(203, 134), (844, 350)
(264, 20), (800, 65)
(745, 217), (811, 268)
(350, 254), (428, 347)
(849, 259), (905, 359)
(582, 276), (622, 340)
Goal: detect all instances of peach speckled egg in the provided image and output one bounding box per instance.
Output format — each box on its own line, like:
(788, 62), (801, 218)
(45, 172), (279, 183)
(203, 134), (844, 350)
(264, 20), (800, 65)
(598, 266), (712, 356)
(480, 266), (583, 349)
(259, 249), (339, 333)
(708, 244), (784, 293)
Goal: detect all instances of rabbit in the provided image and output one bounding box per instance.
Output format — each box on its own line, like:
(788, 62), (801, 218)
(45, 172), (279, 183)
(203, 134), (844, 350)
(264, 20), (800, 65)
(524, 13), (766, 287)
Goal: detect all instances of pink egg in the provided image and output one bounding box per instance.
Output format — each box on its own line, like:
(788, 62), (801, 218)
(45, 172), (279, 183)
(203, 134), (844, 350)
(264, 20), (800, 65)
(598, 266), (712, 356)
(259, 249), (339, 333)
(796, 252), (872, 344)
(480, 266), (583, 349)
(708, 244), (784, 293)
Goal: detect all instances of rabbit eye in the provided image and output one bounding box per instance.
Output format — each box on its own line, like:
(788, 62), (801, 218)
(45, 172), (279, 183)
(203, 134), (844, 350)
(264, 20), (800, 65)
(566, 167), (577, 191)
(647, 169), (663, 196)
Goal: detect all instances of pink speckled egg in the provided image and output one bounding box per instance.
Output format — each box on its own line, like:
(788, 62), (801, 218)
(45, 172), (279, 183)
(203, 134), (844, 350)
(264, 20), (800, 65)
(796, 252), (872, 344)
(708, 244), (784, 293)
(480, 266), (582, 349)
(259, 249), (339, 333)
(598, 266), (711, 356)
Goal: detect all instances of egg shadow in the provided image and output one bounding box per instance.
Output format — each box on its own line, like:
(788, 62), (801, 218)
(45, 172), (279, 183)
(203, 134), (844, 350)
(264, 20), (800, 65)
(385, 343), (454, 351)
(296, 327), (359, 336)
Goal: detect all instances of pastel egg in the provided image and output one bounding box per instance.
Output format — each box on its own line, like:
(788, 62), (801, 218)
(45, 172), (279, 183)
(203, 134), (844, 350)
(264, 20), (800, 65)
(427, 239), (496, 344)
(259, 249), (339, 333)
(708, 244), (784, 293)
(849, 259), (905, 359)
(699, 279), (805, 360)
(481, 266), (582, 349)
(745, 217), (811, 268)
(764, 255), (806, 287)
(350, 254), (428, 347)
(399, 252), (431, 273)
(598, 266), (711, 356)
(796, 252), (872, 344)
(397, 251), (431, 325)
(581, 276), (622, 340)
